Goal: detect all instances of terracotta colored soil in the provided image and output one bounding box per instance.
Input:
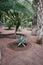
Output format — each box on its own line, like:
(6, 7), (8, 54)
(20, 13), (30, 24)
(0, 28), (43, 65)
(7, 41), (31, 51)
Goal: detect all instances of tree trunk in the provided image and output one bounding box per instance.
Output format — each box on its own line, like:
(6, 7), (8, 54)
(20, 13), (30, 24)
(14, 26), (17, 38)
(32, 0), (43, 44)
(37, 0), (43, 38)
(32, 0), (43, 38)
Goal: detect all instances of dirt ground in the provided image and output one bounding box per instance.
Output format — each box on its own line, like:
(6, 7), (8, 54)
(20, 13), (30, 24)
(0, 28), (43, 65)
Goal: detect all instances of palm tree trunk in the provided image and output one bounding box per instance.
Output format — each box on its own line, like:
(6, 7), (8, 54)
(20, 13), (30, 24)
(37, 0), (43, 38)
(32, 0), (43, 43)
(32, 0), (43, 38)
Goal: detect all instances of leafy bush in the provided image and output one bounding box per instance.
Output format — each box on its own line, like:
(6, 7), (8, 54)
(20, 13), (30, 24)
(6, 20), (14, 29)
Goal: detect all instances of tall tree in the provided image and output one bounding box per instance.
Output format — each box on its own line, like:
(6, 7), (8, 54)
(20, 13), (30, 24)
(0, 0), (36, 37)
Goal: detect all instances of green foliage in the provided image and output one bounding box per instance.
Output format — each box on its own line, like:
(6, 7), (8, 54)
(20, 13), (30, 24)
(17, 35), (27, 47)
(6, 20), (14, 29)
(0, 0), (36, 17)
(0, 11), (3, 20)
(0, 0), (13, 11)
(0, 0), (37, 30)
(33, 0), (39, 5)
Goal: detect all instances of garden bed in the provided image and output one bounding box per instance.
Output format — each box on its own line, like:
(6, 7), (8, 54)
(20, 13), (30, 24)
(8, 41), (31, 51)
(7, 34), (31, 51)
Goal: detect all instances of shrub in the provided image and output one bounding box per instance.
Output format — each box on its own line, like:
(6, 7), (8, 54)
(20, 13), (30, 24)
(6, 20), (14, 29)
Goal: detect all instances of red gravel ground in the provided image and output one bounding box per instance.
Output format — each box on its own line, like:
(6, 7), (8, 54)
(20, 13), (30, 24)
(0, 28), (43, 65)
